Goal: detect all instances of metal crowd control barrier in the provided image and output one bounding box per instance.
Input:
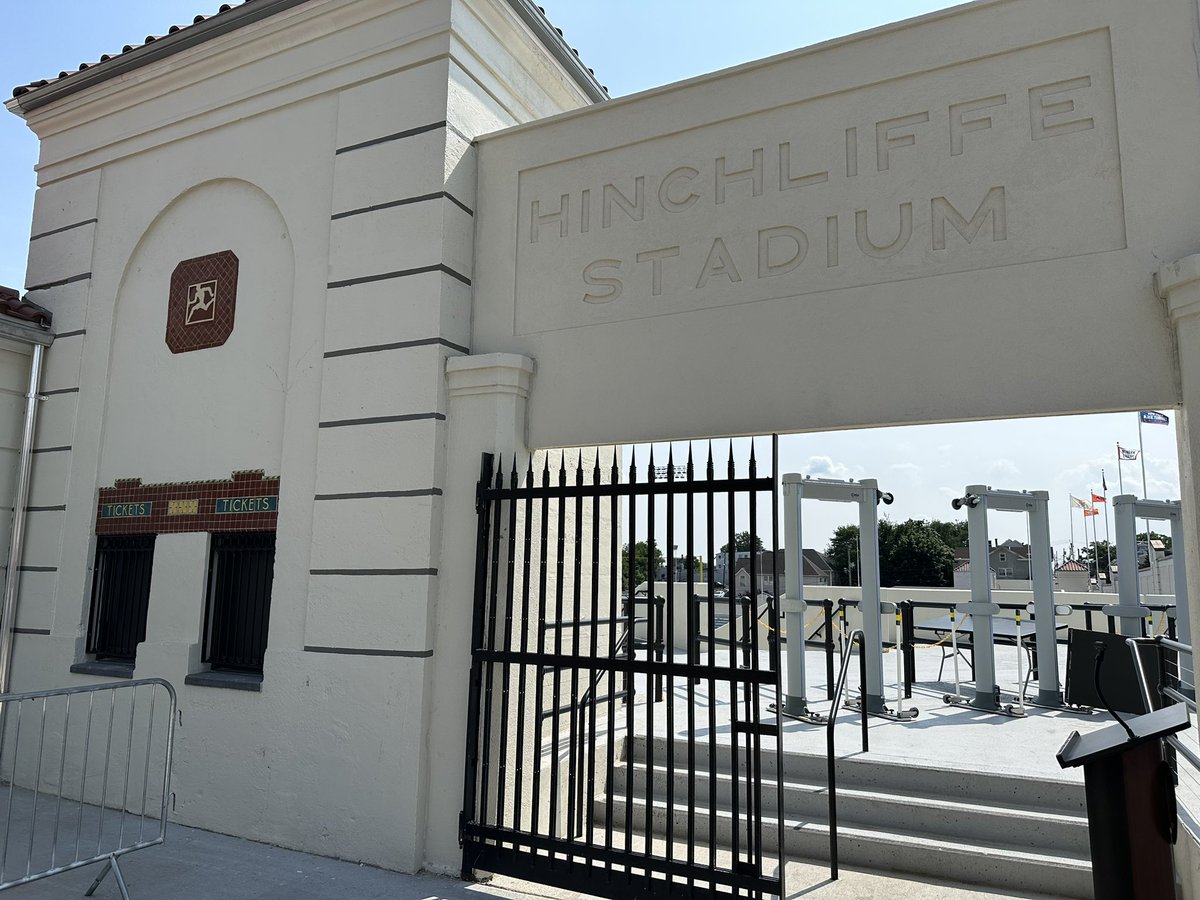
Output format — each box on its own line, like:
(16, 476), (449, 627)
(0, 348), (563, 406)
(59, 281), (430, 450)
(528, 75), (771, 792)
(0, 678), (176, 898)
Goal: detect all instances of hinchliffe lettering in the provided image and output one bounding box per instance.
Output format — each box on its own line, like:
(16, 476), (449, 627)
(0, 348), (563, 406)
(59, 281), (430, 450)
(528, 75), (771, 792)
(527, 75), (1095, 250)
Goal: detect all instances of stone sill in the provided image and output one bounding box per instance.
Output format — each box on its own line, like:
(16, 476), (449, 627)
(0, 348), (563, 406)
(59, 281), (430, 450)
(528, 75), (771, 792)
(184, 670), (263, 692)
(70, 660), (134, 679)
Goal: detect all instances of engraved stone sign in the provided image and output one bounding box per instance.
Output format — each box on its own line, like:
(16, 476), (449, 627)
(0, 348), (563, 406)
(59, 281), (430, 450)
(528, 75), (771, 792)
(513, 31), (1124, 334)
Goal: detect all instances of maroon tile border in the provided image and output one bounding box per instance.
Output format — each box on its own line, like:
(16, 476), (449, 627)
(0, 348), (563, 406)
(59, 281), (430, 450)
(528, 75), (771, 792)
(165, 250), (239, 354)
(97, 469), (279, 535)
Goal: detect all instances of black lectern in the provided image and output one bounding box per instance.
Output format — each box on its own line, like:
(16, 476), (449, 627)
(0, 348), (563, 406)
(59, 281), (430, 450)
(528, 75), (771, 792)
(1058, 703), (1189, 900)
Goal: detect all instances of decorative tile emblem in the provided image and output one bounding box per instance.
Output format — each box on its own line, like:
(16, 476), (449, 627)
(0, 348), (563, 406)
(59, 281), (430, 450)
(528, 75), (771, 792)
(166, 251), (239, 353)
(185, 280), (218, 326)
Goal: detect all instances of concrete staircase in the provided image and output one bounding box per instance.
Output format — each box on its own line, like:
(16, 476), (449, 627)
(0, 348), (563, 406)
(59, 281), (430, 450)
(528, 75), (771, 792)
(604, 735), (1093, 898)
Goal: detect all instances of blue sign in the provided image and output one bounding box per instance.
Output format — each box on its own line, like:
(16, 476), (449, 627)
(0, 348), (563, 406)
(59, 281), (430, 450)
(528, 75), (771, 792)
(100, 502), (152, 519)
(1139, 410), (1170, 425)
(215, 496), (278, 514)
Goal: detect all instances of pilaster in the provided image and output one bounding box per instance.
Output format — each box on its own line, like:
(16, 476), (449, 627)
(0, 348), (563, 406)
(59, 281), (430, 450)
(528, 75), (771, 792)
(1158, 254), (1200, 648)
(423, 352), (534, 872)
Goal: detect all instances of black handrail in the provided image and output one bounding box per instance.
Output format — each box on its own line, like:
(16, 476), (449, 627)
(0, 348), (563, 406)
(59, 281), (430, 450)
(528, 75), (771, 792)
(570, 625), (635, 834)
(826, 627), (868, 881)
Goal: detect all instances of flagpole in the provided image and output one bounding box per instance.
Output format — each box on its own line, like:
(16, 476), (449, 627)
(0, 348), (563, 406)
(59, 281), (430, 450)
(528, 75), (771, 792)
(1068, 497), (1075, 559)
(1138, 416), (1149, 499)
(1091, 508), (1102, 592)
(1101, 474), (1112, 586)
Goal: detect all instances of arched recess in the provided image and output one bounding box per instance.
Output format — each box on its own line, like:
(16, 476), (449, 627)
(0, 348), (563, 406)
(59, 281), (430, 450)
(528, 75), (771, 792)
(98, 179), (295, 484)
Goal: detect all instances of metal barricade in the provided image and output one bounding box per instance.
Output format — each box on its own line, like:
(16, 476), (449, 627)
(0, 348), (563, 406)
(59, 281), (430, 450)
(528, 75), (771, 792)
(0, 678), (176, 898)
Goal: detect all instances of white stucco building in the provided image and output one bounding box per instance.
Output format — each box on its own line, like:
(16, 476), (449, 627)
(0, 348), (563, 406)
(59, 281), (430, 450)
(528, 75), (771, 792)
(5, 0), (1200, 885)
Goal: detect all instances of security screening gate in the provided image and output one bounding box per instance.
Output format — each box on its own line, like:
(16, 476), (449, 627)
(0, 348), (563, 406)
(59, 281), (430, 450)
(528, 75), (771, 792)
(771, 476), (915, 723)
(947, 485), (1065, 715)
(460, 442), (786, 899)
(1109, 495), (1189, 643)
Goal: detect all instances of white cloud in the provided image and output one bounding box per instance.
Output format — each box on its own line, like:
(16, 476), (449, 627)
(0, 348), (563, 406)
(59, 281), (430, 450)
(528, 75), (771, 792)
(804, 455), (853, 479)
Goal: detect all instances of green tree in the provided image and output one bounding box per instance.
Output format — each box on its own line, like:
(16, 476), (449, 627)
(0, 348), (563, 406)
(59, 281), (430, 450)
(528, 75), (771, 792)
(621, 541), (664, 591)
(825, 524), (860, 586)
(721, 531), (764, 556)
(883, 519), (955, 587)
(928, 519), (970, 554)
(825, 518), (957, 587)
(1078, 540), (1115, 579)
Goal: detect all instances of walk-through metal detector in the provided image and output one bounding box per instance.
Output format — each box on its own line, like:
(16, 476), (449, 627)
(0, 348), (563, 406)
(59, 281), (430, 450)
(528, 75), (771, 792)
(1108, 495), (1190, 684)
(772, 475), (916, 722)
(948, 485), (1065, 714)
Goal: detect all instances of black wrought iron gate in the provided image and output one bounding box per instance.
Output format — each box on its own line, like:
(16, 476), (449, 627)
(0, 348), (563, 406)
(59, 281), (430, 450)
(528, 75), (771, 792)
(460, 439), (786, 899)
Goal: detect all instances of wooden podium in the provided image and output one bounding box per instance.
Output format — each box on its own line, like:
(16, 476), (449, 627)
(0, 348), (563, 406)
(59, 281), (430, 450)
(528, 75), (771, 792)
(1058, 703), (1189, 900)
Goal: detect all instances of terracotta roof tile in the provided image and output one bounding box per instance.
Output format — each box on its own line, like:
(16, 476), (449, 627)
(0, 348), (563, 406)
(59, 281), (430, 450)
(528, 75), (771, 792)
(0, 286), (52, 328)
(14, 1), (606, 101)
(14, 2), (256, 99)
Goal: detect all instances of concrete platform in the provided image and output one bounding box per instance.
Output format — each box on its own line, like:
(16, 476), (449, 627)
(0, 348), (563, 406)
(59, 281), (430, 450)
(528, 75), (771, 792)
(0, 638), (1118, 899)
(0, 816), (1051, 899)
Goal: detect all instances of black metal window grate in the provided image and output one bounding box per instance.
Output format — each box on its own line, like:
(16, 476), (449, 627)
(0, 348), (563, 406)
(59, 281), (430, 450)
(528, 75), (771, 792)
(87, 534), (156, 662)
(203, 531), (276, 673)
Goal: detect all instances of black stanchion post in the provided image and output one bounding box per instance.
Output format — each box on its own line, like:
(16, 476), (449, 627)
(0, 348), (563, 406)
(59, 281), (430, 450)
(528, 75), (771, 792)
(824, 600), (835, 700)
(901, 601), (915, 699)
(858, 634), (869, 753)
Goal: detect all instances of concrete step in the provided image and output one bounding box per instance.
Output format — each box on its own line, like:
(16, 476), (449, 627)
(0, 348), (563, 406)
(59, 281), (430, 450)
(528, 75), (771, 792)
(603, 794), (1093, 900)
(627, 734), (1087, 816)
(611, 762), (1091, 857)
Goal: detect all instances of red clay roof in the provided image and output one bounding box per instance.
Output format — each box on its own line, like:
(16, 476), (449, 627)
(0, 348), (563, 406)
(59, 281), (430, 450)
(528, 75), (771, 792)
(13, 1), (606, 102)
(14, 2), (257, 99)
(0, 287), (52, 328)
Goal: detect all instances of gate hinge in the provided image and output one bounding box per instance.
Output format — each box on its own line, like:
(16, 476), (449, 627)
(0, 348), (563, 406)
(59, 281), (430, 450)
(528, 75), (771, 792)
(458, 810), (468, 848)
(475, 481), (485, 515)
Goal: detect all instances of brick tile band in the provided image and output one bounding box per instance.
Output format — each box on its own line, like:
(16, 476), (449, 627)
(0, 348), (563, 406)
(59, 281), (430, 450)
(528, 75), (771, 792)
(96, 469), (279, 535)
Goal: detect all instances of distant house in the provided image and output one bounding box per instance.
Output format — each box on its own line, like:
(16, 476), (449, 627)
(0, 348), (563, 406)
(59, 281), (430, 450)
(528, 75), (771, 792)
(989, 539), (1030, 580)
(952, 560), (996, 590)
(730, 548), (832, 597)
(1055, 559), (1090, 593)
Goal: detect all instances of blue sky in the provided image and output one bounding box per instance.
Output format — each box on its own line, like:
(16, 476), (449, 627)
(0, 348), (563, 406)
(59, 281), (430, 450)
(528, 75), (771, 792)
(0, 1), (1182, 555)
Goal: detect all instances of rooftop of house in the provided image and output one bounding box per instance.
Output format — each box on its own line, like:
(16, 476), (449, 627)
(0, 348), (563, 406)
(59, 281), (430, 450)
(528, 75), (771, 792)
(0, 286), (52, 329)
(11, 0), (607, 110)
(731, 549), (831, 578)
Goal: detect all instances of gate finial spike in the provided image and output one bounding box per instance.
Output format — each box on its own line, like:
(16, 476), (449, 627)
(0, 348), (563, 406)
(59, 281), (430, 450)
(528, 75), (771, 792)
(687, 443), (694, 475)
